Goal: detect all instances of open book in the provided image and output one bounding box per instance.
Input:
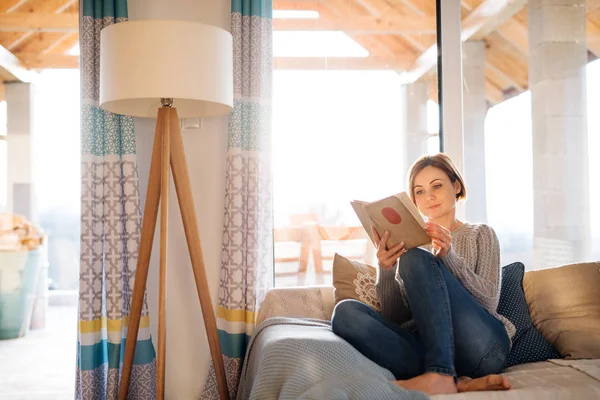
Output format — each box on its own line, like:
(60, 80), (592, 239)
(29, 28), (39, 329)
(351, 192), (431, 250)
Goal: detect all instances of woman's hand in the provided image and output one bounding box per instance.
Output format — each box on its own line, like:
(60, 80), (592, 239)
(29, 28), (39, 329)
(425, 222), (452, 257)
(372, 227), (406, 270)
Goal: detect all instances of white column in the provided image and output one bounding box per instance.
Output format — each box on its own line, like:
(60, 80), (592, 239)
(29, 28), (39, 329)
(462, 41), (488, 223)
(401, 81), (429, 183)
(440, 0), (465, 220)
(529, 0), (590, 269)
(5, 82), (38, 221)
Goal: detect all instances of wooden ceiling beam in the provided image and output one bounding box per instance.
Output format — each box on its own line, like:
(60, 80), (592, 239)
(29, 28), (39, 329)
(40, 31), (77, 55)
(0, 44), (36, 81)
(465, 0), (528, 40)
(274, 55), (412, 70)
(495, 18), (528, 55)
(2, 0), (30, 13)
(485, 80), (504, 104)
(6, 0), (78, 54)
(400, 0), (527, 84)
(273, 14), (435, 34)
(0, 12), (77, 32)
(586, 18), (600, 57)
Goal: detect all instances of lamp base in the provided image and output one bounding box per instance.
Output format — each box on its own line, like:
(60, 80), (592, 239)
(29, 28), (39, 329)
(118, 105), (229, 400)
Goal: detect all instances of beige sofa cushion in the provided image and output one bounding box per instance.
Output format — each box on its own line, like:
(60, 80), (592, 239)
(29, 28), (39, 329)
(256, 286), (335, 326)
(332, 253), (381, 312)
(523, 261), (600, 359)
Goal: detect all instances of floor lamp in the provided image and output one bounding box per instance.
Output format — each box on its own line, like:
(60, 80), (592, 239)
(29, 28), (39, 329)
(99, 20), (233, 400)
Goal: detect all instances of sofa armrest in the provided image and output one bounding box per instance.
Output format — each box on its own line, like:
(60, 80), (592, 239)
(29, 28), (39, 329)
(256, 286), (335, 326)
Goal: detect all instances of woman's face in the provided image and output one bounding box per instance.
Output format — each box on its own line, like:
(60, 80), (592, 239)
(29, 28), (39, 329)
(412, 166), (461, 220)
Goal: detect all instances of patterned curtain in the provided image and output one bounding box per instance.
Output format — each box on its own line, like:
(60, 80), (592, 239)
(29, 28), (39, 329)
(76, 1), (156, 399)
(201, 0), (273, 398)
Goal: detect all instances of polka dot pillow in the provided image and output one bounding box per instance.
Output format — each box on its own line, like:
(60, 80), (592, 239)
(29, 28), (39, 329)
(496, 262), (561, 367)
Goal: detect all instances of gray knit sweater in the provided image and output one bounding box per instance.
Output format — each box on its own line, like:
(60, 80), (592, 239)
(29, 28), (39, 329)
(376, 222), (516, 341)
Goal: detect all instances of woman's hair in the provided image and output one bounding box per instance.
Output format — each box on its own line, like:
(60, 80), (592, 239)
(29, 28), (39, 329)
(408, 153), (467, 203)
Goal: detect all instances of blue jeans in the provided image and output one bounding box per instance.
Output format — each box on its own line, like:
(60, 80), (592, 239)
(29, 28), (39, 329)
(331, 248), (510, 379)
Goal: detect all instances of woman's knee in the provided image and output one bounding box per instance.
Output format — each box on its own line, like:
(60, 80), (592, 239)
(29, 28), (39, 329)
(331, 300), (374, 337)
(398, 247), (435, 280)
(467, 342), (509, 378)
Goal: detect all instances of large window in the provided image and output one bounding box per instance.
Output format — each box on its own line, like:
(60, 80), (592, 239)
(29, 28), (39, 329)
(272, 1), (440, 286)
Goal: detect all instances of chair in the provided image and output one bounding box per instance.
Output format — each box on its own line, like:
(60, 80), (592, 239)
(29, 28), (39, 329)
(286, 214), (374, 284)
(273, 225), (310, 286)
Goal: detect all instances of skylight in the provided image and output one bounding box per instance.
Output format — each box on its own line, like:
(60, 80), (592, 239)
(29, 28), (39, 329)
(273, 31), (368, 58)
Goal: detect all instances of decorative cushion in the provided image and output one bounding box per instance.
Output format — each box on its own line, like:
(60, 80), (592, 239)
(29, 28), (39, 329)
(332, 253), (380, 312)
(256, 286), (335, 326)
(523, 261), (600, 359)
(497, 262), (561, 367)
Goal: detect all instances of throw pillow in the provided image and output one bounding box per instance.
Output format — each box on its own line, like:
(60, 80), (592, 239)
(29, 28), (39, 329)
(523, 261), (600, 359)
(332, 253), (380, 312)
(497, 262), (560, 367)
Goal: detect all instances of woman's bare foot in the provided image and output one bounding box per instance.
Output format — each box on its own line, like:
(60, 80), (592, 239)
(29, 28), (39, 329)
(394, 373), (458, 395)
(457, 375), (511, 392)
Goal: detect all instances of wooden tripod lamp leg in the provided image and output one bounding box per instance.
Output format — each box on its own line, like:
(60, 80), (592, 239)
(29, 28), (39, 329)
(118, 108), (166, 400)
(157, 107), (171, 400)
(169, 108), (230, 400)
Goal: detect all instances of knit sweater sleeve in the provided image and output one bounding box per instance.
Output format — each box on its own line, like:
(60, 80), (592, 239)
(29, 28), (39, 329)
(440, 225), (502, 311)
(376, 261), (411, 325)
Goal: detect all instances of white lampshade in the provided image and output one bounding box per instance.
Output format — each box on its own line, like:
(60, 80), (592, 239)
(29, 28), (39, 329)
(99, 20), (233, 118)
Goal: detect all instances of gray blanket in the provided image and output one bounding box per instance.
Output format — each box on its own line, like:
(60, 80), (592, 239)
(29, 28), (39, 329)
(236, 317), (430, 400)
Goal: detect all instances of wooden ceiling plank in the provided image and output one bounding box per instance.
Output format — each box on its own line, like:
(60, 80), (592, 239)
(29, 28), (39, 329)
(41, 31), (76, 55)
(361, 0), (437, 54)
(273, 14), (436, 33)
(485, 33), (528, 90)
(0, 12), (77, 32)
(3, 0), (29, 13)
(484, 62), (510, 91)
(8, 0), (78, 52)
(485, 60), (523, 92)
(495, 18), (528, 55)
(0, 32), (22, 48)
(485, 79), (504, 104)
(400, 0), (436, 16)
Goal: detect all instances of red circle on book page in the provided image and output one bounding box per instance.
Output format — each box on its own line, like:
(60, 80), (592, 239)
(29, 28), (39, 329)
(381, 207), (402, 224)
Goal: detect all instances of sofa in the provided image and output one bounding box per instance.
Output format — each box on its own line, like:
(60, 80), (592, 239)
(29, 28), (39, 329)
(245, 260), (600, 399)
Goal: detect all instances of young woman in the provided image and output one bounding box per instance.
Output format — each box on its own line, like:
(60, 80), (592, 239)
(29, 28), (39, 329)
(332, 153), (515, 395)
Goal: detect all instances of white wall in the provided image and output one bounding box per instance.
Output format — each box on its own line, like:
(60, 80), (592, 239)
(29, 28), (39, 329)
(128, 1), (231, 398)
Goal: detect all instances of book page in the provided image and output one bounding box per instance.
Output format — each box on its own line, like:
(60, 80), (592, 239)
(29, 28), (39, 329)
(394, 192), (427, 229)
(363, 194), (431, 249)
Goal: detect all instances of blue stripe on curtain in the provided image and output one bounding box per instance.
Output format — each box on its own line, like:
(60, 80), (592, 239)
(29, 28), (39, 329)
(78, 339), (156, 370)
(217, 331), (252, 359)
(231, 0), (272, 18)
